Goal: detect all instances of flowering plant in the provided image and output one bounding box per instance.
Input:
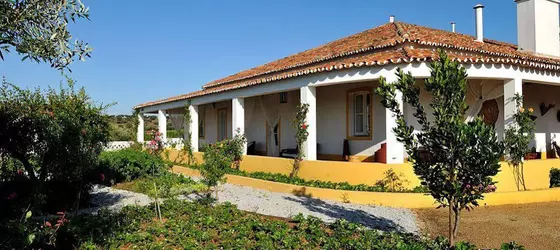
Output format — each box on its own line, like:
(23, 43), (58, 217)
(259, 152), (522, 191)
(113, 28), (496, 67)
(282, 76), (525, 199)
(503, 94), (535, 191)
(290, 104), (309, 178)
(145, 130), (164, 156)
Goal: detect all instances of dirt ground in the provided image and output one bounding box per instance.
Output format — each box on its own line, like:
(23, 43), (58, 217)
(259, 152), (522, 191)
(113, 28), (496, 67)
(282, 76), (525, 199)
(414, 202), (560, 250)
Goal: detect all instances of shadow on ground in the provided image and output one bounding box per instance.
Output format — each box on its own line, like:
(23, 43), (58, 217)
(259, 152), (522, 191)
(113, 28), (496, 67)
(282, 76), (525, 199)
(283, 194), (407, 233)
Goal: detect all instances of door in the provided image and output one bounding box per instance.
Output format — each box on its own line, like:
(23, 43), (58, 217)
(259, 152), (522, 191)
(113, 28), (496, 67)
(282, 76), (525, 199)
(217, 108), (227, 141)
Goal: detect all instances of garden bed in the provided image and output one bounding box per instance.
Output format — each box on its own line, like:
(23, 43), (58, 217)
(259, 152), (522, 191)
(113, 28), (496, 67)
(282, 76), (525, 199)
(49, 199), (520, 249)
(171, 163), (428, 193)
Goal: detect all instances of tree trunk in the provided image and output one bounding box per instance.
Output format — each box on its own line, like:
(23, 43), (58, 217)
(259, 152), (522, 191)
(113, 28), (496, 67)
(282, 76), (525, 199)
(13, 153), (37, 183)
(448, 198), (454, 247)
(452, 204), (461, 238)
(520, 163), (527, 191)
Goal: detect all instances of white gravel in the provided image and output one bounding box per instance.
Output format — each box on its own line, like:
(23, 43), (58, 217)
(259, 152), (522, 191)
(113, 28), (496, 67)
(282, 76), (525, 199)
(82, 185), (153, 214)
(88, 181), (419, 234)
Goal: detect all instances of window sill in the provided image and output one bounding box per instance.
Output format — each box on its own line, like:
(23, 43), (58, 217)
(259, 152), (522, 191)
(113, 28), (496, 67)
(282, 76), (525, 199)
(347, 136), (372, 141)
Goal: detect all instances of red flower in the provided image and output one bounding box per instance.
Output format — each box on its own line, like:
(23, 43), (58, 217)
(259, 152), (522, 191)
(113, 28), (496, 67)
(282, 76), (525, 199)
(6, 192), (17, 200)
(45, 221), (52, 227)
(301, 124), (307, 130)
(17, 169), (23, 175)
(100, 173), (105, 182)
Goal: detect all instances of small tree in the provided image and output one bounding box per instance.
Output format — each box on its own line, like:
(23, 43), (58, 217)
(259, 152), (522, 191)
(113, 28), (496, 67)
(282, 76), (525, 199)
(290, 103), (309, 178)
(0, 0), (92, 70)
(200, 132), (245, 199)
(503, 94), (535, 191)
(375, 51), (503, 246)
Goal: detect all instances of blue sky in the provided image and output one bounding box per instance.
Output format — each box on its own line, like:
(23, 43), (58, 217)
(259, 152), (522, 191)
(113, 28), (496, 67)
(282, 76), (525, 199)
(0, 0), (518, 115)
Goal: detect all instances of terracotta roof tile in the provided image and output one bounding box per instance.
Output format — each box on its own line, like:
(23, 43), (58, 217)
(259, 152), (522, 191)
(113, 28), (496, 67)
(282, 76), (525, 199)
(135, 22), (560, 109)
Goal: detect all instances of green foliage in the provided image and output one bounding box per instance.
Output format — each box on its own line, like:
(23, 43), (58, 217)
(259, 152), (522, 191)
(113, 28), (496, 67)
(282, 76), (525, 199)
(116, 172), (205, 199)
(166, 129), (181, 138)
(0, 199), (517, 249)
(96, 148), (167, 184)
(0, 79), (109, 214)
(182, 102), (195, 165)
(291, 103), (309, 178)
(550, 168), (560, 188)
(503, 94), (535, 191)
(0, 0), (92, 70)
(200, 133), (246, 193)
(500, 241), (527, 250)
(374, 50), (503, 245)
(180, 163), (427, 193)
(375, 168), (409, 192)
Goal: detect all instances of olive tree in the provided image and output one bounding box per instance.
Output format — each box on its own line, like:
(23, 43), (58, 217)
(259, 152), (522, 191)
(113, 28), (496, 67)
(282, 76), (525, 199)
(0, 0), (92, 70)
(375, 51), (503, 246)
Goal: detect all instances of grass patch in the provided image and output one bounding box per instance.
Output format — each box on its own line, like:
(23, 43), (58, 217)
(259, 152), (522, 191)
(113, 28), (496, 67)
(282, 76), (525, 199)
(114, 172), (206, 198)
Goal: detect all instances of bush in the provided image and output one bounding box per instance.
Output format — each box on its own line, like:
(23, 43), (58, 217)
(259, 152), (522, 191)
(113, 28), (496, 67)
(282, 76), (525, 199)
(95, 148), (168, 185)
(0, 80), (109, 215)
(550, 168), (560, 188)
(200, 134), (246, 192)
(115, 172), (206, 198)
(180, 163), (427, 193)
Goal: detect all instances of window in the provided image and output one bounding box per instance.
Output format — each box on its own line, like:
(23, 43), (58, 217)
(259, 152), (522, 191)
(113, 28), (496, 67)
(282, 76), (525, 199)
(347, 89), (372, 139)
(198, 107), (205, 138)
(279, 92), (288, 103)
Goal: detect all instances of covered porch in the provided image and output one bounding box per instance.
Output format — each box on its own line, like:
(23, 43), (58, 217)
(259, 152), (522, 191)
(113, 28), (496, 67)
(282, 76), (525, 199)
(136, 63), (560, 164)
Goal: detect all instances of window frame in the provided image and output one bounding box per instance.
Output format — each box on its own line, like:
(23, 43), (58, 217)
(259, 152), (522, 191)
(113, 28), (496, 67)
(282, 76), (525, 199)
(346, 87), (373, 141)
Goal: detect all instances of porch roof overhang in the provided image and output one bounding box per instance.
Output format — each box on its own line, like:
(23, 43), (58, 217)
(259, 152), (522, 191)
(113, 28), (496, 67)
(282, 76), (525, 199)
(135, 21), (560, 112)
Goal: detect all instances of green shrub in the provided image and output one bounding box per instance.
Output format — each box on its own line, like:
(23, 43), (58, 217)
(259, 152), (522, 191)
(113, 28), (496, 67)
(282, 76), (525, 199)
(200, 133), (246, 193)
(28, 199), (522, 249)
(96, 148), (167, 184)
(0, 80), (109, 215)
(178, 163), (427, 193)
(550, 168), (560, 188)
(117, 172), (206, 198)
(166, 129), (181, 138)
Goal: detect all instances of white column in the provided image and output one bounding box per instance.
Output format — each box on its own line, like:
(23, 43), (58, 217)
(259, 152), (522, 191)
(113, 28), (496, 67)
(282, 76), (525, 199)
(385, 73), (405, 164)
(300, 86), (317, 160)
(189, 105), (199, 152)
(232, 98), (247, 155)
(137, 113), (144, 143)
(504, 78), (523, 130)
(157, 109), (167, 143)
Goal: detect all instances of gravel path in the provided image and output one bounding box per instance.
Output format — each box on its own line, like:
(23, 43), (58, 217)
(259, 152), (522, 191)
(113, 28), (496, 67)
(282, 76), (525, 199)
(210, 183), (418, 234)
(82, 185), (153, 214)
(88, 182), (419, 234)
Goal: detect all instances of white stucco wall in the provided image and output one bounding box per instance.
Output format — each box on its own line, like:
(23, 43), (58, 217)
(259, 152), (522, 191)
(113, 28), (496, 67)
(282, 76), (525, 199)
(243, 91), (299, 155)
(316, 81), (386, 157)
(199, 100), (232, 146)
(523, 83), (560, 151)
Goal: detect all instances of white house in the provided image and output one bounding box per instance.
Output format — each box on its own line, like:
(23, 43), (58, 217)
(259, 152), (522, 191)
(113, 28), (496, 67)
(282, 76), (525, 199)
(135, 1), (560, 164)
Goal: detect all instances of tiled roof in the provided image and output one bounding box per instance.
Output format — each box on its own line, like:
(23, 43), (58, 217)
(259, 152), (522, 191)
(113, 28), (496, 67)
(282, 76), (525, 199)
(135, 22), (560, 109)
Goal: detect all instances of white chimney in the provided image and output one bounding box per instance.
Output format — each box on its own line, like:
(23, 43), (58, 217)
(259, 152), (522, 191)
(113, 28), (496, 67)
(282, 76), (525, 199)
(451, 22), (456, 33)
(516, 0), (560, 57)
(389, 15), (395, 23)
(474, 4), (484, 42)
